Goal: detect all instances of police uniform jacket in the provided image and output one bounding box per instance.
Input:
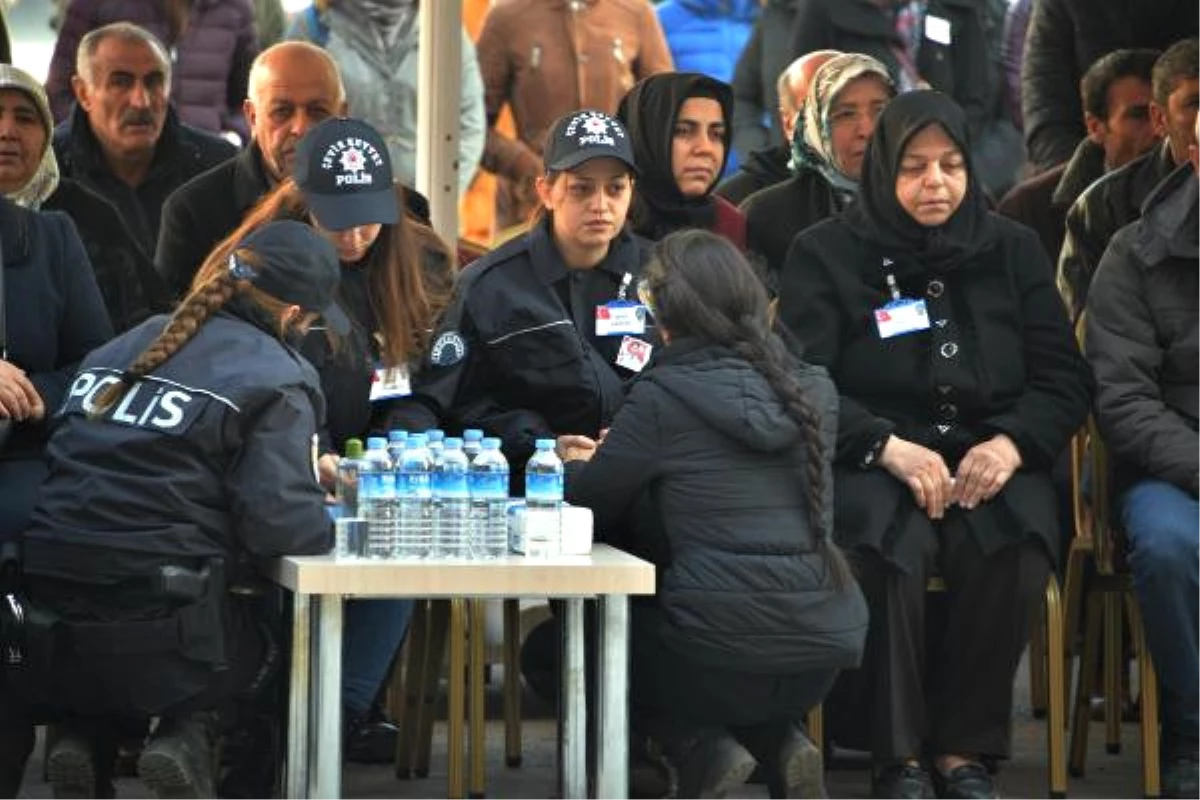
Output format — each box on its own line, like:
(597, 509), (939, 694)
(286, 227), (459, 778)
(413, 217), (653, 477)
(779, 92), (1093, 573)
(23, 310), (333, 589)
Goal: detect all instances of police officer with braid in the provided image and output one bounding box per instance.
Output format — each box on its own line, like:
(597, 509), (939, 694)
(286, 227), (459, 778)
(2, 220), (342, 799)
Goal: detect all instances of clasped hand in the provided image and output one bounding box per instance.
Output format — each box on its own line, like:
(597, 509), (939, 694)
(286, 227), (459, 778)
(878, 434), (1022, 519)
(0, 360), (45, 423)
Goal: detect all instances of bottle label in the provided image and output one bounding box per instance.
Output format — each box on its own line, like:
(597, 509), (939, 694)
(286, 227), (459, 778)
(526, 471), (563, 502)
(470, 472), (508, 498)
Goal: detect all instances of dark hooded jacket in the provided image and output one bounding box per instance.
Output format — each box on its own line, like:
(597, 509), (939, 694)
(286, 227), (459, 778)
(566, 338), (868, 673)
(779, 91), (1093, 571)
(1058, 140), (1179, 322)
(617, 72), (746, 248)
(1084, 164), (1198, 495)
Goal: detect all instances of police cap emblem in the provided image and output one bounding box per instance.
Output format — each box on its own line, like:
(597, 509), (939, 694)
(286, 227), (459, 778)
(430, 331), (467, 367)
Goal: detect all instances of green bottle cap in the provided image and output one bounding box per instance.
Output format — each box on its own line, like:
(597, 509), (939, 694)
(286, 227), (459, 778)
(344, 438), (364, 459)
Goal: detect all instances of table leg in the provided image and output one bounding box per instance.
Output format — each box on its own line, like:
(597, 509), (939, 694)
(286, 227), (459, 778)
(449, 599), (467, 798)
(286, 592), (311, 799)
(315, 594), (345, 799)
(596, 595), (630, 800)
(561, 598), (587, 799)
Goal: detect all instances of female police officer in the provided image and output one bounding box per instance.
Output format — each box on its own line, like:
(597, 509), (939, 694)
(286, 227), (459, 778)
(413, 109), (651, 479)
(6, 220), (341, 799)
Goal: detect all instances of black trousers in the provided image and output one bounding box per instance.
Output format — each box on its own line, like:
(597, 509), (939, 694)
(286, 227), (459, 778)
(827, 532), (1050, 763)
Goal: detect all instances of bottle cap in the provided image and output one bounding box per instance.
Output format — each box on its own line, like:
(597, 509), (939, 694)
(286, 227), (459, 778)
(344, 438), (364, 458)
(482, 438), (501, 449)
(426, 429), (445, 442)
(387, 430), (407, 442)
(445, 437), (463, 449)
(366, 436), (387, 450)
(463, 428), (484, 441)
(407, 433), (428, 446)
(535, 438), (554, 449)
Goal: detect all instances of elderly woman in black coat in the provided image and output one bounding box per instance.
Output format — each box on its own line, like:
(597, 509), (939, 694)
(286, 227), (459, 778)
(778, 90), (1093, 800)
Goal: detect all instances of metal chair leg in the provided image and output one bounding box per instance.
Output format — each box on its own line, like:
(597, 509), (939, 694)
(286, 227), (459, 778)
(468, 599), (487, 798)
(1030, 610), (1049, 719)
(1103, 593), (1123, 754)
(502, 599), (523, 768)
(1069, 590), (1103, 777)
(396, 600), (431, 779)
(805, 704), (824, 755)
(416, 599), (452, 779)
(1045, 575), (1068, 798)
(1128, 596), (1161, 799)
(448, 599), (468, 799)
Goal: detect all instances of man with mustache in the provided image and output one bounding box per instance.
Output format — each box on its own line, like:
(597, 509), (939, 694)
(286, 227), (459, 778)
(155, 40), (346, 298)
(52, 22), (235, 262)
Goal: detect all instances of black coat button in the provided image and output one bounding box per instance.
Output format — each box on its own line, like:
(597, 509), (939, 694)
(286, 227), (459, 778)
(939, 342), (958, 358)
(927, 280), (945, 298)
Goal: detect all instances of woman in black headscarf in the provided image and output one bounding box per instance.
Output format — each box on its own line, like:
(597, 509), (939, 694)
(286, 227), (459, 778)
(777, 91), (1093, 799)
(617, 72), (746, 249)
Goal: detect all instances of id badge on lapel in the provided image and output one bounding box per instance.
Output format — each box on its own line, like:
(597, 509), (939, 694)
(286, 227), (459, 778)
(595, 300), (647, 337)
(369, 363), (411, 402)
(874, 271), (930, 339)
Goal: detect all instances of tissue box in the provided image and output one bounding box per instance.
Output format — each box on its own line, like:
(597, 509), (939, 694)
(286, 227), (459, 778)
(508, 502), (594, 555)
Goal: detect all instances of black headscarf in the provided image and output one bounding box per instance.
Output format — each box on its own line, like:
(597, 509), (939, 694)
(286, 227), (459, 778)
(617, 73), (734, 241)
(843, 90), (996, 272)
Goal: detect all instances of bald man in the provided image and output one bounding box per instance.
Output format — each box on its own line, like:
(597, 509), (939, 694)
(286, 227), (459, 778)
(716, 50), (841, 205)
(154, 41), (346, 296)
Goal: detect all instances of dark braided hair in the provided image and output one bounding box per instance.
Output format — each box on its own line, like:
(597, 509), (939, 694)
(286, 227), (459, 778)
(90, 248), (292, 418)
(643, 229), (853, 590)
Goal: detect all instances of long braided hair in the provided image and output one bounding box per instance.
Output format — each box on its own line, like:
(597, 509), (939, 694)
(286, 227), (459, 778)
(89, 247), (293, 417)
(642, 229), (853, 590)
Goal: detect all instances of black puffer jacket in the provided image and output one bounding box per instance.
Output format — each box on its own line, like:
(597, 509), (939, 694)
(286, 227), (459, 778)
(1057, 142), (1179, 322)
(565, 339), (869, 674)
(1084, 165), (1198, 495)
(1020, 0), (1198, 172)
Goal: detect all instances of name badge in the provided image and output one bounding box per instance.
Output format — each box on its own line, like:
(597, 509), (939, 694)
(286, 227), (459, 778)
(615, 336), (653, 372)
(595, 301), (647, 336)
(369, 363), (411, 402)
(925, 14), (952, 45)
(874, 299), (931, 339)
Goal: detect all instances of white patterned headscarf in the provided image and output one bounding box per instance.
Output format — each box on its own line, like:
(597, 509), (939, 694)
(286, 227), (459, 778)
(0, 64), (59, 209)
(793, 53), (894, 199)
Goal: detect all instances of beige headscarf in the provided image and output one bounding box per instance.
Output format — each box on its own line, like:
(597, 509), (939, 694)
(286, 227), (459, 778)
(0, 64), (60, 209)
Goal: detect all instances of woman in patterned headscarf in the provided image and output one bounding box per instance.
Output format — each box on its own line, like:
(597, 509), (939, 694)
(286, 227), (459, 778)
(741, 53), (895, 286)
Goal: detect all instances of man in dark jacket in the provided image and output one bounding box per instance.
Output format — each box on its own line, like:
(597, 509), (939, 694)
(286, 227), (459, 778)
(718, 49), (839, 206)
(1058, 38), (1198, 321)
(155, 41), (345, 298)
(998, 47), (1160, 265)
(53, 23), (236, 261)
(729, 0), (801, 164)
(1019, 0), (1197, 173)
(1084, 145), (1199, 799)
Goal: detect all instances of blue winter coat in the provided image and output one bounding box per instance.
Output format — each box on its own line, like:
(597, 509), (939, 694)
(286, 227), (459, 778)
(656, 0), (760, 173)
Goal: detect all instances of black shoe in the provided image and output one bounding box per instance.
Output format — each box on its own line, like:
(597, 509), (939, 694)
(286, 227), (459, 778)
(136, 713), (217, 799)
(774, 725), (825, 798)
(1161, 753), (1200, 796)
(932, 762), (998, 799)
(872, 763), (936, 799)
(629, 735), (672, 798)
(46, 728), (115, 800)
(664, 728), (757, 799)
(344, 717), (399, 764)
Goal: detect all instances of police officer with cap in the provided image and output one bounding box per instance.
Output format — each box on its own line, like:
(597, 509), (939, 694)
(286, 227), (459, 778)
(7, 220), (342, 799)
(414, 109), (653, 482)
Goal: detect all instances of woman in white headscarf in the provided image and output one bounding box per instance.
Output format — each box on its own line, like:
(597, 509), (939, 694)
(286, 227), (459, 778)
(0, 64), (169, 332)
(741, 53), (895, 285)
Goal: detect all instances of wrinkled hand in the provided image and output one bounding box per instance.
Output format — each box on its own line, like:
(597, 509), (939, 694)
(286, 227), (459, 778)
(877, 435), (954, 520)
(0, 361), (44, 422)
(556, 434), (598, 463)
(317, 453), (341, 492)
(951, 435), (1022, 510)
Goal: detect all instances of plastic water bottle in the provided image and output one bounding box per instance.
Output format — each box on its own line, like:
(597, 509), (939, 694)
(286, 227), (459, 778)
(524, 439), (563, 558)
(469, 438), (510, 559)
(462, 429), (484, 463)
(396, 433), (433, 558)
(386, 429), (408, 467)
(336, 437), (365, 517)
(432, 438), (472, 559)
(360, 437), (398, 559)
